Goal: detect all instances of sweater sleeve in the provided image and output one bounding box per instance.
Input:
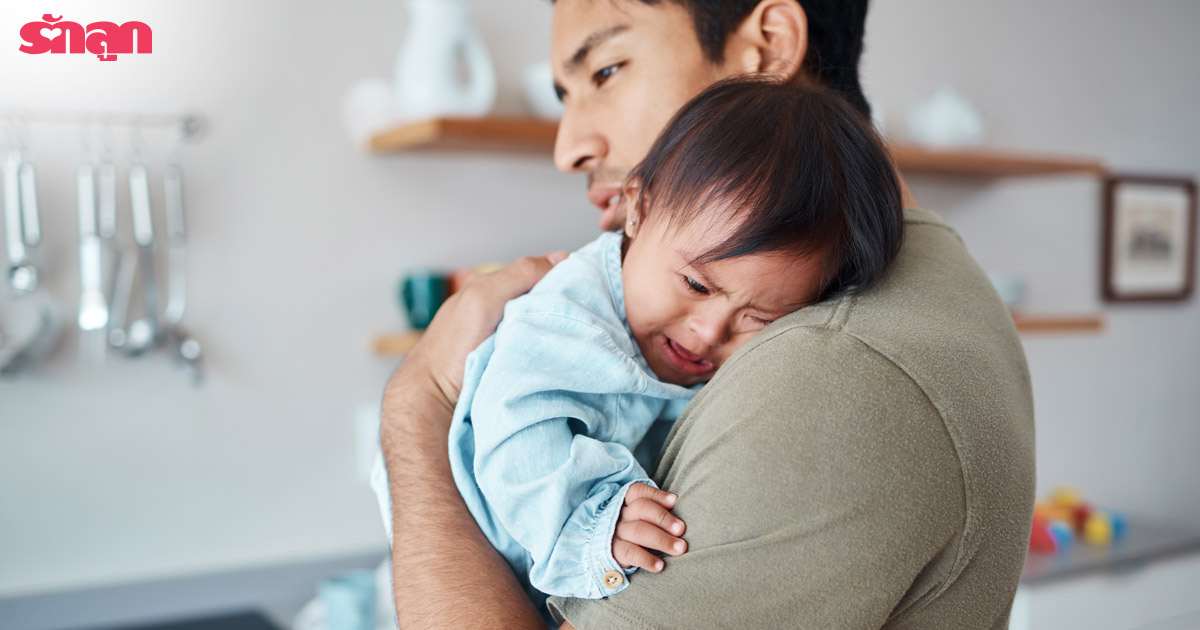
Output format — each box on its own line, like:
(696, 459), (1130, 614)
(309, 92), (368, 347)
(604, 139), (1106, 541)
(549, 326), (968, 628)
(469, 311), (666, 599)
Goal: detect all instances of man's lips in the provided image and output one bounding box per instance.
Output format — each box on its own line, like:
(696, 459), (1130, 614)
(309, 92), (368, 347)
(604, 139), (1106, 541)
(587, 185), (623, 231)
(660, 336), (714, 376)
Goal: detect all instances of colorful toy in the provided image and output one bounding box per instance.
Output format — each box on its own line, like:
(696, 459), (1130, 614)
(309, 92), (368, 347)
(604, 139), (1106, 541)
(1082, 510), (1128, 545)
(1028, 514), (1057, 553)
(1028, 486), (1127, 555)
(1048, 520), (1075, 552)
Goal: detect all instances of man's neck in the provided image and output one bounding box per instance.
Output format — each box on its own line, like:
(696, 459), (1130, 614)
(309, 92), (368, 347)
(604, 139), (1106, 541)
(898, 174), (919, 209)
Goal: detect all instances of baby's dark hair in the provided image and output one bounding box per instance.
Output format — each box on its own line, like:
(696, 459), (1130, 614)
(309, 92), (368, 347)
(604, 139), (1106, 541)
(629, 76), (903, 299)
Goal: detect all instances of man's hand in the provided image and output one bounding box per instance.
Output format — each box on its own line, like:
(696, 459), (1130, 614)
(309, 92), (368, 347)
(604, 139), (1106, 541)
(404, 251), (569, 413)
(613, 483), (688, 573)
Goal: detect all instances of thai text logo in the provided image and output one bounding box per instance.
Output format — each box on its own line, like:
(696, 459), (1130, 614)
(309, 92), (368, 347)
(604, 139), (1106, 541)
(19, 14), (152, 61)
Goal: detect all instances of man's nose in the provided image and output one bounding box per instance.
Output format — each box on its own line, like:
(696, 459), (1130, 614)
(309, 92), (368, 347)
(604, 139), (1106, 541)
(554, 105), (607, 174)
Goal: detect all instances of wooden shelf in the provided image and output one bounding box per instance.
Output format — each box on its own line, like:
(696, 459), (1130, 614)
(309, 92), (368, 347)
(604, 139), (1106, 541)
(374, 313), (1103, 357)
(1012, 313), (1105, 334)
(369, 116), (558, 153)
(891, 144), (1107, 177)
(367, 116), (1107, 177)
(372, 331), (423, 357)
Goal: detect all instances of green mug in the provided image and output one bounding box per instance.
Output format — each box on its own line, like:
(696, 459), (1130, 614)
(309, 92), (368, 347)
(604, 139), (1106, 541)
(399, 271), (448, 330)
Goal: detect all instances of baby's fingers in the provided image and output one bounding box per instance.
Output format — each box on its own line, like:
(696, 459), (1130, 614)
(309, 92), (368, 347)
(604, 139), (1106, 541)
(613, 539), (664, 573)
(622, 495), (686, 538)
(615, 519), (688, 558)
(624, 483), (677, 510)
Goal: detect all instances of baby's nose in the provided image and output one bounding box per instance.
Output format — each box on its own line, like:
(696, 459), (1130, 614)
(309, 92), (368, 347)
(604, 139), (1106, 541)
(689, 314), (731, 348)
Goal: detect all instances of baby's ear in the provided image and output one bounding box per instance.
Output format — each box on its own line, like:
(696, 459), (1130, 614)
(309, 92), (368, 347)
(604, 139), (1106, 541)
(622, 178), (646, 238)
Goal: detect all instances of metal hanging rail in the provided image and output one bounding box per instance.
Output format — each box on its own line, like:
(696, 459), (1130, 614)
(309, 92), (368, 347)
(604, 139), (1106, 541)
(1, 109), (207, 141)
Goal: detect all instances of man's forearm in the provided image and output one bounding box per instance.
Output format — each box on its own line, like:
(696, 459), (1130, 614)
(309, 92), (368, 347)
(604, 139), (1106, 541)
(381, 356), (546, 629)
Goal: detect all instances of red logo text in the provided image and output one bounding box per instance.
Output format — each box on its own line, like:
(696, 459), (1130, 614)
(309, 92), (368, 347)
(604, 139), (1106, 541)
(19, 14), (152, 61)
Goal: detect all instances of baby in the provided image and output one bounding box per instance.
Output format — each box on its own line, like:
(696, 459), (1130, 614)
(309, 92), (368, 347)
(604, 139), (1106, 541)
(377, 76), (903, 620)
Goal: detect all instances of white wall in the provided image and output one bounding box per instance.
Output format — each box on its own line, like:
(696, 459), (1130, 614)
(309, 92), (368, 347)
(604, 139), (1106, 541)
(0, 0), (1196, 600)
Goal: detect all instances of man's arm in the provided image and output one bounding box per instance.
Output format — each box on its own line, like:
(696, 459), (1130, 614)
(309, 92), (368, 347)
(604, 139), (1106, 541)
(549, 326), (967, 629)
(380, 254), (565, 629)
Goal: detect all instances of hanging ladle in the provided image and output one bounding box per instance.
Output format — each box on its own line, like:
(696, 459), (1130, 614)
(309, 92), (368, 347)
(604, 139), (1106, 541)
(119, 160), (161, 357)
(3, 148), (38, 295)
(0, 146), (62, 377)
(162, 158), (202, 382)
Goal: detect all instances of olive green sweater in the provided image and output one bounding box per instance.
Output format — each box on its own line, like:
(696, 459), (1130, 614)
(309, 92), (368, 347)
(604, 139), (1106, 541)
(551, 208), (1037, 629)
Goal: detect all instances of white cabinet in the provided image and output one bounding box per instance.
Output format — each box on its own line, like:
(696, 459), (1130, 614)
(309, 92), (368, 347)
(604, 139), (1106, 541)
(1010, 546), (1200, 629)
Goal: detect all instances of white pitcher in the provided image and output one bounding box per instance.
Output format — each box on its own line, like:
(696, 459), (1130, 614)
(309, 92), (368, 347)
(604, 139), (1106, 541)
(393, 0), (496, 119)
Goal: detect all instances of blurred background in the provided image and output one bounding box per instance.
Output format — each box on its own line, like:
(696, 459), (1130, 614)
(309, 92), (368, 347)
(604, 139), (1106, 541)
(0, 1), (1197, 629)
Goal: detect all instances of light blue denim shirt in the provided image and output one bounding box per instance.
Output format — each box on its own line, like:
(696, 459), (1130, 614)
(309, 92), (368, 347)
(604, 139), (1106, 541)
(448, 231), (698, 604)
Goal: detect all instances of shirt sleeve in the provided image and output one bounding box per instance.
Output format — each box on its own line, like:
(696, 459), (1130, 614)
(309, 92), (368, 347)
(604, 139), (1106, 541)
(469, 311), (665, 599)
(548, 327), (967, 628)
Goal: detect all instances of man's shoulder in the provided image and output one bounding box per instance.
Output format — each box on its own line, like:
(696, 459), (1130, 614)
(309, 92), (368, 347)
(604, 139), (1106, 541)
(672, 318), (940, 453)
(691, 206), (1035, 471)
(655, 207), (1035, 628)
(667, 200), (1036, 522)
(718, 206), (1030, 415)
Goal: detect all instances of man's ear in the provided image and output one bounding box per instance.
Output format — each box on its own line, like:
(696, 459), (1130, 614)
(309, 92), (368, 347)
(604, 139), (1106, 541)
(724, 0), (808, 80)
(622, 178), (645, 238)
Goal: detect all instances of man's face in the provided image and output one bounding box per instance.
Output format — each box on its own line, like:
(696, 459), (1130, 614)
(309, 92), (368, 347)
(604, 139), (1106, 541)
(551, 0), (744, 231)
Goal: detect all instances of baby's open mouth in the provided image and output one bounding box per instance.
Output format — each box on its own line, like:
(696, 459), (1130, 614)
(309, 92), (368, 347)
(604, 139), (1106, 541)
(661, 336), (714, 376)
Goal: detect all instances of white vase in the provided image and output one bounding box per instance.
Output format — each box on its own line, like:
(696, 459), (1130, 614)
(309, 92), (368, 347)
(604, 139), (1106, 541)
(392, 0), (496, 119)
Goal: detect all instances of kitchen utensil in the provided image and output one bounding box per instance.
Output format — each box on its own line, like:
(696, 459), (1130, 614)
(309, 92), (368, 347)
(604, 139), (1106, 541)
(3, 149), (38, 295)
(95, 137), (120, 355)
(162, 158), (202, 382)
(0, 292), (61, 377)
(122, 160), (160, 356)
(18, 159), (40, 247)
(77, 160), (109, 331)
(0, 141), (62, 375)
(392, 0), (496, 119)
(97, 159), (117, 239)
(163, 160), (186, 326)
(106, 248), (136, 349)
(164, 324), (203, 384)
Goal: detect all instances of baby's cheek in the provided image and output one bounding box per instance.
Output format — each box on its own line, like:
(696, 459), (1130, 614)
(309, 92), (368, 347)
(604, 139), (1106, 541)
(717, 330), (762, 366)
(625, 314), (653, 357)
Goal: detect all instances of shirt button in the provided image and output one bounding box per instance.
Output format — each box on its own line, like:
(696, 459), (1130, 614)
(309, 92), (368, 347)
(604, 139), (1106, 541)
(603, 570), (624, 589)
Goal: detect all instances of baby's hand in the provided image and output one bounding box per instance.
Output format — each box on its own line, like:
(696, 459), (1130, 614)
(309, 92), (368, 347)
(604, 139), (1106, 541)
(612, 483), (687, 573)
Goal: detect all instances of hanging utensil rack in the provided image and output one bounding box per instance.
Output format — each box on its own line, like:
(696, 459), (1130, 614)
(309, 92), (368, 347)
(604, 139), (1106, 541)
(0, 109), (207, 383)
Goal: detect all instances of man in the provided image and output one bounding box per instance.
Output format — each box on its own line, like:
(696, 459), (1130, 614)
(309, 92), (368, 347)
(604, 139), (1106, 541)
(379, 0), (1036, 628)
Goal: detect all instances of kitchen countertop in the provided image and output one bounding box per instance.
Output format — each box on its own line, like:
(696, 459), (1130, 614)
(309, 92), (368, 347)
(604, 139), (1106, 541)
(1021, 516), (1200, 585)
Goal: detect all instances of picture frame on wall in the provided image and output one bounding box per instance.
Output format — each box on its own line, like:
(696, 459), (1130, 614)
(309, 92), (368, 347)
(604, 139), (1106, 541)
(1102, 174), (1197, 302)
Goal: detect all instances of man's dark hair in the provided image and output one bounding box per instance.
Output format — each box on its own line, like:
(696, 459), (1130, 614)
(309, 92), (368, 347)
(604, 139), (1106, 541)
(608, 0), (872, 119)
(666, 0), (871, 118)
(630, 76), (902, 299)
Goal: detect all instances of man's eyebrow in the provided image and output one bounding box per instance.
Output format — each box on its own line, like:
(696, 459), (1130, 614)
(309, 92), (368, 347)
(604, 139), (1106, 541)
(564, 25), (630, 74)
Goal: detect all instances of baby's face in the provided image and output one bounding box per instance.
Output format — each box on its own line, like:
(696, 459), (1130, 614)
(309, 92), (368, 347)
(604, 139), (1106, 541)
(622, 207), (826, 386)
